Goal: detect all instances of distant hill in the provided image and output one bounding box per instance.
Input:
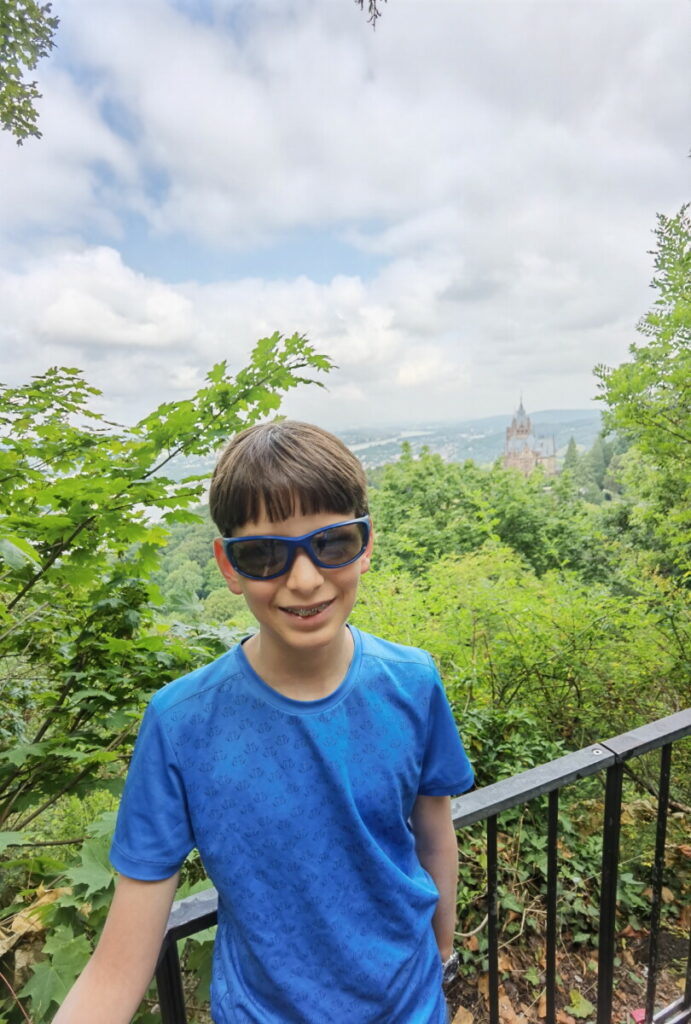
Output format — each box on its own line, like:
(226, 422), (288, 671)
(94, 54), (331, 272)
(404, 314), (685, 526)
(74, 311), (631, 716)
(158, 410), (603, 480)
(338, 410), (602, 469)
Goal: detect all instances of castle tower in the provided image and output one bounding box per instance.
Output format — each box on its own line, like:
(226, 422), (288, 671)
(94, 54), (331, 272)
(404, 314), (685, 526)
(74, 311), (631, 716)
(503, 400), (556, 477)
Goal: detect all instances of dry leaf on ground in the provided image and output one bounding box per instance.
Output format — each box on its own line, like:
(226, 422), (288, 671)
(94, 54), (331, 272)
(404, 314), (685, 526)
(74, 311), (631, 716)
(499, 992), (527, 1024)
(453, 1006), (474, 1024)
(10, 886), (71, 936)
(13, 938), (45, 990)
(0, 926), (18, 957)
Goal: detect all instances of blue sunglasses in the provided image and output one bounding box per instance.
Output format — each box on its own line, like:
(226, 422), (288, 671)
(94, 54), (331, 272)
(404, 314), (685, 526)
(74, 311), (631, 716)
(222, 516), (371, 580)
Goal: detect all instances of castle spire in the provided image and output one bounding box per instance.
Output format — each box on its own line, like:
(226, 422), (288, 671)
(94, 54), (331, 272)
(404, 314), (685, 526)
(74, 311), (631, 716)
(503, 399), (556, 477)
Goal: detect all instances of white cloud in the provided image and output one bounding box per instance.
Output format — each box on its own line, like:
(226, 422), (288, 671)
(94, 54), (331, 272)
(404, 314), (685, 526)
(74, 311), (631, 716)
(0, 0), (688, 429)
(4, 247), (195, 350)
(395, 346), (465, 390)
(0, 68), (135, 236)
(23, 0), (683, 247)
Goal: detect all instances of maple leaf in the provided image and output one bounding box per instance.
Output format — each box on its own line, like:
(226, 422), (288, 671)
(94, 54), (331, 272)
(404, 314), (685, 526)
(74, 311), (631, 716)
(567, 990), (595, 1019)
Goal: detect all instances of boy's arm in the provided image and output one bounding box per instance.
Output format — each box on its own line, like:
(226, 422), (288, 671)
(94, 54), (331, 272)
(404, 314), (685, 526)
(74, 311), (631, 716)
(52, 871), (179, 1024)
(410, 794), (458, 963)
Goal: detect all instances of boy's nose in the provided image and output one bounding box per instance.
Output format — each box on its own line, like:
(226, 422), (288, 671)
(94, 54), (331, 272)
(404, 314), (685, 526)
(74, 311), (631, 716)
(285, 548), (324, 590)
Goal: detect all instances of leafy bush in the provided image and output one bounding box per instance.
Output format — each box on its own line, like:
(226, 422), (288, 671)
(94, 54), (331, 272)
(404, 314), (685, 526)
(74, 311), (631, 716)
(354, 546), (690, 744)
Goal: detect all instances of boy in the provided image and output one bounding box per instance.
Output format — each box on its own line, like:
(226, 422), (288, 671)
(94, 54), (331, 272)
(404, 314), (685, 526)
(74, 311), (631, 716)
(55, 420), (474, 1023)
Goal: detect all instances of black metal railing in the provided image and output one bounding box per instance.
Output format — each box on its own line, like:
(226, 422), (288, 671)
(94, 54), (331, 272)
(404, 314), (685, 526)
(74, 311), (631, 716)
(155, 708), (691, 1024)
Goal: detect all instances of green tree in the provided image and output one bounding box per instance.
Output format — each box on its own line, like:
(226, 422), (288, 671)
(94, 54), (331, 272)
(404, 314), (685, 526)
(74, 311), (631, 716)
(369, 445), (608, 579)
(369, 445), (491, 573)
(0, 334), (332, 839)
(563, 436), (579, 472)
(203, 587), (251, 626)
(354, 545), (691, 745)
(595, 205), (691, 572)
(586, 434), (606, 490)
(0, 0), (59, 142)
(161, 558), (205, 604)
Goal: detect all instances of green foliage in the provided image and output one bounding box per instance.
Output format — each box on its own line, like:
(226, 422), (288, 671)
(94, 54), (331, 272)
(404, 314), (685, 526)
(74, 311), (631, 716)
(20, 926), (92, 1017)
(354, 545), (690, 745)
(562, 437), (579, 472)
(0, 0), (59, 143)
(0, 334), (331, 835)
(595, 205), (691, 574)
(150, 509), (256, 631)
(9, 809), (217, 1023)
(454, 709), (687, 986)
(559, 431), (627, 507)
(369, 445), (609, 580)
(202, 587), (253, 627)
(567, 991), (595, 1019)
(163, 559), (205, 605)
(457, 705), (567, 786)
(6, 810), (144, 1021)
(587, 435), (607, 490)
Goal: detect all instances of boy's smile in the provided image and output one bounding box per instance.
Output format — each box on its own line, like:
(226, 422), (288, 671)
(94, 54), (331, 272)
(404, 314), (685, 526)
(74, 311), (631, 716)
(280, 598), (334, 619)
(214, 507), (372, 694)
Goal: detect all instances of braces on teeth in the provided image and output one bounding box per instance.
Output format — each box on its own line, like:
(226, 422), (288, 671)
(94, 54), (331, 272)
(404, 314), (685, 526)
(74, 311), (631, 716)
(289, 604), (328, 617)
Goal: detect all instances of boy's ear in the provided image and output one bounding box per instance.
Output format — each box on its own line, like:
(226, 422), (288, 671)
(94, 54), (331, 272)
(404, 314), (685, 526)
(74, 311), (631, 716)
(213, 538), (244, 595)
(359, 520), (374, 575)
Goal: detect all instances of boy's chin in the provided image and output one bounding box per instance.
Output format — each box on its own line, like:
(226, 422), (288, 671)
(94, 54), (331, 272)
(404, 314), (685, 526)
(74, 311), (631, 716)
(267, 604), (354, 648)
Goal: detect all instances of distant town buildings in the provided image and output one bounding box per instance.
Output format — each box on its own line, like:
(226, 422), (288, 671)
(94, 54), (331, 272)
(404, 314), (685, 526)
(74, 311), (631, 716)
(503, 400), (557, 477)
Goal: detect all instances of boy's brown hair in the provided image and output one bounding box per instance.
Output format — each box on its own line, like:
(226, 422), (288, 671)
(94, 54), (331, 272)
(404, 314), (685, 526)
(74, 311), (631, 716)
(209, 420), (369, 536)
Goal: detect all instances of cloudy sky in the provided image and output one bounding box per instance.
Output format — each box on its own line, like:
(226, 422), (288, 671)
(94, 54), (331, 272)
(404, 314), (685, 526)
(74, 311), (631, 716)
(1, 0), (688, 430)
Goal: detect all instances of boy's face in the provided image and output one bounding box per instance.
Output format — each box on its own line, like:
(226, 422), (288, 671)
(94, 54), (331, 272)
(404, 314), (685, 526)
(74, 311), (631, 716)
(213, 506), (372, 658)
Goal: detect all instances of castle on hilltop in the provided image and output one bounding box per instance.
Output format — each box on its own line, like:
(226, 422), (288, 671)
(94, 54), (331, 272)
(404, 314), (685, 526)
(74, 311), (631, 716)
(503, 400), (557, 477)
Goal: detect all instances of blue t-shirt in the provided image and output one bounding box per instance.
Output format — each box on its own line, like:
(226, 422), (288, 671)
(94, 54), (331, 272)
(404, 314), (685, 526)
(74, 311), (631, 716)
(110, 627), (473, 1023)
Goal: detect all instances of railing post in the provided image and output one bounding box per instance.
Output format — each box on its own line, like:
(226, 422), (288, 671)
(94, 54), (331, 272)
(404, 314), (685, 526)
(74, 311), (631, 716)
(546, 789), (559, 1024)
(155, 935), (188, 1024)
(487, 814), (500, 1024)
(645, 744), (672, 1023)
(597, 761), (624, 1024)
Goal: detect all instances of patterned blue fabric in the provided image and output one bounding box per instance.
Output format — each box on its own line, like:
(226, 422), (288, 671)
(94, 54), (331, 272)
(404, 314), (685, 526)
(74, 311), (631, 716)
(110, 627), (473, 1023)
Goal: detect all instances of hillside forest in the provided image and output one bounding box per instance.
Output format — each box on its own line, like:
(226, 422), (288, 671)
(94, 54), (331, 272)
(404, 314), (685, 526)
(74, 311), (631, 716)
(0, 207), (689, 1022)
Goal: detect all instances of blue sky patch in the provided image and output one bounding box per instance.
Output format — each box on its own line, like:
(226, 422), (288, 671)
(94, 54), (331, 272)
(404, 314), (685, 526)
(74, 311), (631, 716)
(111, 218), (383, 284)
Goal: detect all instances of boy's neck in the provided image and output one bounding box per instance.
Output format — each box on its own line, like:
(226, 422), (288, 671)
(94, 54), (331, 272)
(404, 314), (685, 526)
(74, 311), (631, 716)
(243, 625), (354, 701)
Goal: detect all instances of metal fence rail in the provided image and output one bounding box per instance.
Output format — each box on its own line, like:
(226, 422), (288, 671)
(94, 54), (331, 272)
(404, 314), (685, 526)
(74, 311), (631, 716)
(155, 708), (691, 1024)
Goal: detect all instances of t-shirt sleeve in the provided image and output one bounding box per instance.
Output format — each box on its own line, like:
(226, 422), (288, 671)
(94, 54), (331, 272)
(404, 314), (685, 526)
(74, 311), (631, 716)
(110, 701), (195, 880)
(418, 658), (474, 796)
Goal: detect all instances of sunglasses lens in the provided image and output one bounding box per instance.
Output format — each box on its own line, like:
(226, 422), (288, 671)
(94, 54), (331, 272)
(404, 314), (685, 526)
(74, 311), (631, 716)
(225, 520), (369, 579)
(311, 522), (367, 566)
(231, 538), (289, 578)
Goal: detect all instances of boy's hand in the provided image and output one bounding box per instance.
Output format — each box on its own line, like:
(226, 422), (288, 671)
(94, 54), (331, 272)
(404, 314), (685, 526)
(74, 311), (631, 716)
(410, 795), (458, 965)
